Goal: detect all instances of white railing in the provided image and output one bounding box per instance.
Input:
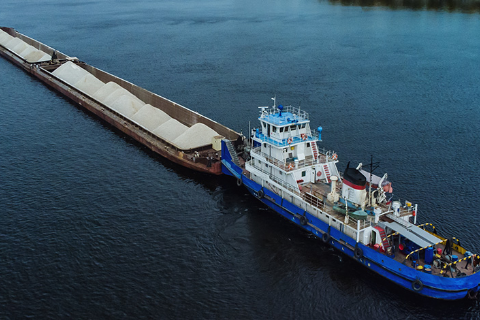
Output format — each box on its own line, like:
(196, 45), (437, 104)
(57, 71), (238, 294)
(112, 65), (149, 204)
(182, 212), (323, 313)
(246, 160), (301, 196)
(250, 147), (337, 172)
(260, 105), (309, 121)
(254, 129), (319, 147)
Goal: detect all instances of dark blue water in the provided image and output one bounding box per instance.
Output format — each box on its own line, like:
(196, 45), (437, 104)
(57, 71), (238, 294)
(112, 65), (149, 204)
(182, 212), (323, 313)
(1, 0), (480, 318)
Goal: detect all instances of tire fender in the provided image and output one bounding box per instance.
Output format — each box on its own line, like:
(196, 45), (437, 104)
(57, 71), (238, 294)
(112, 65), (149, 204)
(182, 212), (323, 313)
(412, 279), (423, 292)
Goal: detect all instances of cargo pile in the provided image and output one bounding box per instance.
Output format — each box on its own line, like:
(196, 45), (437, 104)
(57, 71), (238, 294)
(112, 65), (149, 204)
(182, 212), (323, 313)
(52, 61), (219, 150)
(0, 29), (50, 63)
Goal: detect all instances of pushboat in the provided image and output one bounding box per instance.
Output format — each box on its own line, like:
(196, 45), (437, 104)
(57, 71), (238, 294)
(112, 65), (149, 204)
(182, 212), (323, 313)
(221, 98), (480, 300)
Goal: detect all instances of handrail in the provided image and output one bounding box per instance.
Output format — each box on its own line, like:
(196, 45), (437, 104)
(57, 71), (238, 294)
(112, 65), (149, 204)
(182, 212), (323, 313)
(442, 254), (479, 275)
(247, 160), (301, 196)
(405, 239), (446, 260)
(254, 130), (319, 147)
(418, 224), (466, 255)
(382, 232), (399, 242)
(260, 105), (309, 121)
(250, 146), (337, 172)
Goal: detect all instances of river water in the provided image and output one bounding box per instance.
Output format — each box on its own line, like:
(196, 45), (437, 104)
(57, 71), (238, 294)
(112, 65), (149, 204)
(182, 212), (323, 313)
(1, 0), (480, 319)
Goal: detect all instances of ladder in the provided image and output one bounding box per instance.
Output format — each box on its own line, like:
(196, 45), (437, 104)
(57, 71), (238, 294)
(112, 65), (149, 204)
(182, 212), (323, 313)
(374, 226), (391, 251)
(225, 140), (240, 166)
(323, 164), (331, 182)
(311, 141), (318, 160)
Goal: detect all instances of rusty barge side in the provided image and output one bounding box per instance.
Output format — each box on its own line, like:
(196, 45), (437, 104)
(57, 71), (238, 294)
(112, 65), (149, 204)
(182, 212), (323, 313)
(0, 27), (242, 175)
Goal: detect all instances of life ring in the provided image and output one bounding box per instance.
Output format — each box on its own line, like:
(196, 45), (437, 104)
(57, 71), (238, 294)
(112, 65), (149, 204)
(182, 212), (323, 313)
(332, 153), (338, 160)
(236, 178), (243, 187)
(412, 279), (424, 292)
(301, 133), (307, 141)
(287, 163), (294, 171)
(317, 171), (322, 177)
(467, 289), (478, 300)
(256, 189), (264, 199)
(287, 137), (293, 144)
(354, 244), (363, 259)
(300, 215), (308, 226)
(322, 231), (330, 243)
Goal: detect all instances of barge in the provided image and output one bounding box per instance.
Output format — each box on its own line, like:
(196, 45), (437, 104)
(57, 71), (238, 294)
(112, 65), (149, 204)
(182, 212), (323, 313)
(0, 27), (242, 175)
(221, 99), (480, 300)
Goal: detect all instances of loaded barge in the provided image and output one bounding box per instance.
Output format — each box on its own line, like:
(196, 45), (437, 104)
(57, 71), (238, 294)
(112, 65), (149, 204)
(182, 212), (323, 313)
(0, 27), (242, 175)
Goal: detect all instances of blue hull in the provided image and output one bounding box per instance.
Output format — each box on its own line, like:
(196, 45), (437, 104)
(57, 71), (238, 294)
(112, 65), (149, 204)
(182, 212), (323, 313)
(221, 143), (480, 300)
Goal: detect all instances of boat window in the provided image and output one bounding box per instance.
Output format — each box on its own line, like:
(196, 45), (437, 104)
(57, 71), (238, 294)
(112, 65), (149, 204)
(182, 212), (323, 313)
(301, 124), (306, 129)
(307, 142), (310, 148)
(280, 127), (283, 133)
(290, 125), (296, 131)
(272, 126), (276, 133)
(302, 171), (306, 177)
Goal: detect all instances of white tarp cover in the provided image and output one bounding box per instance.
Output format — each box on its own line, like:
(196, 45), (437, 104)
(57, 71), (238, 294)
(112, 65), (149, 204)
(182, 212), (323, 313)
(102, 88), (144, 108)
(18, 45), (36, 58)
(131, 104), (171, 131)
(52, 61), (90, 85)
(73, 73), (105, 96)
(110, 95), (144, 118)
(153, 119), (188, 143)
(173, 123), (219, 150)
(4, 37), (23, 50)
(24, 50), (50, 63)
(0, 31), (13, 45)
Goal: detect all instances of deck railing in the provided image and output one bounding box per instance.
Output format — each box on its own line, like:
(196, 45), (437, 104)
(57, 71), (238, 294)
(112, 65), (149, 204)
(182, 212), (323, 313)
(254, 130), (319, 147)
(260, 105), (309, 121)
(250, 146), (336, 172)
(246, 160), (301, 196)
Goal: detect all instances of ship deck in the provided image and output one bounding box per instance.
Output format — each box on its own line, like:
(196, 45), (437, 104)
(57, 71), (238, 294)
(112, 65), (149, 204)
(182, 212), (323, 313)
(299, 181), (362, 229)
(299, 180), (476, 278)
(391, 242), (476, 278)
